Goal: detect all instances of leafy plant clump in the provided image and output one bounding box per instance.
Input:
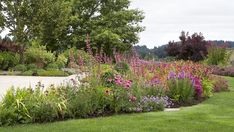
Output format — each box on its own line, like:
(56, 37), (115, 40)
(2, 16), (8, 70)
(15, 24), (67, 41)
(114, 62), (129, 74)
(205, 44), (231, 66)
(25, 41), (55, 68)
(0, 52), (20, 70)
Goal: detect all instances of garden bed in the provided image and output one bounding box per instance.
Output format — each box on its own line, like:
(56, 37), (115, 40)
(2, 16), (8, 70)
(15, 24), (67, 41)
(0, 60), (229, 126)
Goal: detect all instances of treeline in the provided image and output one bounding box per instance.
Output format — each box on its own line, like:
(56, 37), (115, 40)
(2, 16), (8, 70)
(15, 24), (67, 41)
(211, 40), (234, 48)
(0, 0), (144, 56)
(135, 35), (234, 60)
(134, 45), (167, 60)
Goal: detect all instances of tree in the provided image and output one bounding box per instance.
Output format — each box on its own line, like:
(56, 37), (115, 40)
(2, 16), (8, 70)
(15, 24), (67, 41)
(1, 0), (31, 44)
(1, 0), (144, 56)
(26, 0), (72, 52)
(152, 45), (167, 58)
(0, 3), (4, 32)
(69, 0), (145, 56)
(165, 31), (208, 62)
(1, 0), (72, 52)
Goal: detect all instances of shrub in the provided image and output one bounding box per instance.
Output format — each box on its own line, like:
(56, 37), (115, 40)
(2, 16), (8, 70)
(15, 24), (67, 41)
(46, 63), (59, 70)
(114, 62), (129, 74)
(0, 84), (72, 125)
(165, 31), (208, 62)
(56, 54), (68, 68)
(167, 78), (195, 103)
(27, 64), (38, 70)
(14, 64), (27, 72)
(0, 88), (32, 125)
(25, 41), (55, 68)
(28, 85), (69, 122)
(22, 70), (34, 76)
(67, 87), (101, 118)
(205, 44), (231, 65)
(201, 79), (213, 97)
(0, 106), (18, 126)
(0, 52), (20, 70)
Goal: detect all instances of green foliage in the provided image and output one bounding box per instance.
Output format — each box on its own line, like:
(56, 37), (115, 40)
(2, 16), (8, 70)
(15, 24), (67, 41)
(167, 78), (195, 103)
(37, 70), (69, 77)
(205, 45), (231, 66)
(46, 63), (59, 70)
(0, 85), (59, 125)
(1, 0), (30, 45)
(25, 41), (55, 68)
(21, 70), (34, 76)
(1, 0), (144, 54)
(1, 0), (72, 51)
(27, 0), (72, 51)
(21, 69), (69, 76)
(26, 64), (38, 70)
(0, 88), (32, 125)
(202, 79), (213, 97)
(134, 45), (167, 60)
(0, 4), (4, 31)
(0, 52), (19, 70)
(67, 87), (102, 118)
(63, 48), (95, 66)
(101, 71), (115, 87)
(141, 85), (166, 97)
(55, 54), (68, 69)
(14, 64), (27, 72)
(114, 62), (129, 74)
(68, 0), (144, 55)
(111, 86), (135, 113)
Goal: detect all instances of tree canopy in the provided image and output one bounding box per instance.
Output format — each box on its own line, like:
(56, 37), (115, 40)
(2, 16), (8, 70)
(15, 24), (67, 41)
(0, 0), (144, 55)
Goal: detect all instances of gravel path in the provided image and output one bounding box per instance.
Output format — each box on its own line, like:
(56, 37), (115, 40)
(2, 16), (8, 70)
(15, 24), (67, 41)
(0, 74), (85, 98)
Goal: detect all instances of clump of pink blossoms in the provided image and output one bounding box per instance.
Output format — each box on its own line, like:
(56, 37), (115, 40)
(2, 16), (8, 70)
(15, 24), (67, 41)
(114, 75), (133, 89)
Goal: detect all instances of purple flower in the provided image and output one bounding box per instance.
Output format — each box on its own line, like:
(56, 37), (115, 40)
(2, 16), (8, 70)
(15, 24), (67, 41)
(150, 76), (161, 85)
(168, 71), (176, 80)
(178, 71), (185, 79)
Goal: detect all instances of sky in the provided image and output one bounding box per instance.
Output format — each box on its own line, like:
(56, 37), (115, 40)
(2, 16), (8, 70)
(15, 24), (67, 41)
(131, 0), (234, 48)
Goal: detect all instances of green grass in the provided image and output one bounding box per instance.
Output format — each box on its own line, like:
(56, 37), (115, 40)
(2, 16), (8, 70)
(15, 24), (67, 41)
(1, 77), (234, 132)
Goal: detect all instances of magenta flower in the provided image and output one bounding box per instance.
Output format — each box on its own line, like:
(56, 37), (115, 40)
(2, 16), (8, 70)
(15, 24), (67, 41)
(191, 77), (203, 97)
(114, 75), (133, 89)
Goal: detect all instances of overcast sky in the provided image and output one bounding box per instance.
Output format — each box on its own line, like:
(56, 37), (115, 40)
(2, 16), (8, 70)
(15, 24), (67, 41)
(131, 0), (234, 48)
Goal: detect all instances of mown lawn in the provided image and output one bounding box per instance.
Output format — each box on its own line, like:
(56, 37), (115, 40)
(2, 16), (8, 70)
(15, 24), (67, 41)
(1, 77), (234, 132)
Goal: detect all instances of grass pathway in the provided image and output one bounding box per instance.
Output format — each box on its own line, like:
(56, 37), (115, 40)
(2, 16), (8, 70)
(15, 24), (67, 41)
(1, 77), (234, 132)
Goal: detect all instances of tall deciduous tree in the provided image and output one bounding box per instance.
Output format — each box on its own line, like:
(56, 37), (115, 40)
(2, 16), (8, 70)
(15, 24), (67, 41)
(69, 0), (145, 56)
(1, 0), (30, 44)
(1, 0), (72, 52)
(27, 0), (72, 52)
(1, 0), (144, 56)
(0, 3), (4, 32)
